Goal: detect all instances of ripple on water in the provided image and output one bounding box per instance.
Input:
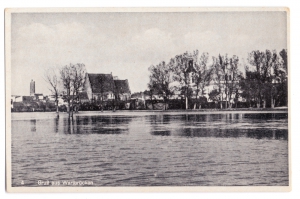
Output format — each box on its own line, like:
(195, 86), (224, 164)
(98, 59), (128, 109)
(11, 112), (288, 186)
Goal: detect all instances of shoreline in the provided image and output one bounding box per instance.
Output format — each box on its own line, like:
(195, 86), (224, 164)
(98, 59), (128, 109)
(11, 109), (288, 121)
(11, 107), (288, 113)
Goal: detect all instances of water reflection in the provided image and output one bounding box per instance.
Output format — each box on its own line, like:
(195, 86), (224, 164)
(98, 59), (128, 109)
(30, 113), (288, 140)
(150, 131), (171, 136)
(54, 116), (59, 133)
(149, 113), (288, 140)
(151, 128), (287, 140)
(49, 113), (289, 139)
(59, 116), (132, 135)
(30, 119), (36, 132)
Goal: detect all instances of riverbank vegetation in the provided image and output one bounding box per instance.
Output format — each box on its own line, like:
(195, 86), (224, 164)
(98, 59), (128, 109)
(147, 49), (288, 110)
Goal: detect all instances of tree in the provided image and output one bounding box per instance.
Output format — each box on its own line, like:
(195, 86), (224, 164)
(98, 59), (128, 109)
(211, 56), (225, 109)
(70, 63), (86, 113)
(44, 67), (60, 116)
(209, 89), (220, 108)
(279, 49), (288, 75)
(60, 63), (86, 118)
(227, 55), (242, 108)
(218, 54), (230, 108)
(60, 64), (72, 117)
(241, 49), (287, 108)
(148, 61), (174, 110)
(170, 52), (194, 110)
(147, 82), (159, 110)
(193, 51), (213, 109)
(246, 50), (273, 108)
(278, 49), (288, 107)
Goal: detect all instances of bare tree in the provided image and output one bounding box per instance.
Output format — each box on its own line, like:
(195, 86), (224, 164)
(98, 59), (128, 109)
(44, 67), (61, 116)
(70, 63), (86, 115)
(60, 64), (72, 117)
(60, 63), (86, 118)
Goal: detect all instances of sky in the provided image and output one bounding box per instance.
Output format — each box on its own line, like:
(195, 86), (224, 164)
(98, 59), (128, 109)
(11, 11), (287, 95)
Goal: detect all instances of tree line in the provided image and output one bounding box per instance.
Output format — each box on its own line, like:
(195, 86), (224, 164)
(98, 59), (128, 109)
(148, 49), (288, 110)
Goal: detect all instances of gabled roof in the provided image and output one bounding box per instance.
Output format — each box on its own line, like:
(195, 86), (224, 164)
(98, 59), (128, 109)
(114, 80), (131, 94)
(87, 73), (115, 93)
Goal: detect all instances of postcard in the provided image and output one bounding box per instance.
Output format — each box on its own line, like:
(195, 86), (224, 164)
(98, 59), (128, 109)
(5, 7), (290, 192)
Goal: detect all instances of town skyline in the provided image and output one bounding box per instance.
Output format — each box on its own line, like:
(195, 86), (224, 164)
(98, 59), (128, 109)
(11, 11), (287, 95)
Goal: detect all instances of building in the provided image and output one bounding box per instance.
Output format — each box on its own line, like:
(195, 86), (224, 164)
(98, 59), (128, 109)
(83, 73), (131, 101)
(22, 96), (34, 102)
(34, 93), (44, 101)
(114, 79), (131, 101)
(30, 80), (35, 96)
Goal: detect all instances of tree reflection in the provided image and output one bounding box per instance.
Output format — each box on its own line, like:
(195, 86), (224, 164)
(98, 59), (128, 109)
(150, 130), (171, 136)
(54, 116), (59, 133)
(62, 115), (131, 134)
(30, 119), (36, 132)
(148, 113), (288, 140)
(150, 126), (287, 140)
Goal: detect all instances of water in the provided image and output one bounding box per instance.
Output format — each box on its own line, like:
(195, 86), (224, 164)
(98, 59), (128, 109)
(11, 111), (288, 186)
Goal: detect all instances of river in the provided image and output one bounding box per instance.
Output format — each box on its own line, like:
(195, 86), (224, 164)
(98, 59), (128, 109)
(11, 111), (289, 186)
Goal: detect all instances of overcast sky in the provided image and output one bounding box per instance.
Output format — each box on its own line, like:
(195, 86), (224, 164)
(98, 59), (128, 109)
(11, 11), (287, 95)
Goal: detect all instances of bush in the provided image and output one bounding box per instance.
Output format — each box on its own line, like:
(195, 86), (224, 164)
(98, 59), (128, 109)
(58, 105), (67, 112)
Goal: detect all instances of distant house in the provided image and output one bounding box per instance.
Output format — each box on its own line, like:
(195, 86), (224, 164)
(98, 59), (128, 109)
(131, 92), (144, 100)
(22, 96), (34, 102)
(83, 73), (131, 101)
(11, 95), (22, 102)
(47, 95), (56, 102)
(114, 79), (131, 101)
(34, 93), (44, 101)
(131, 90), (162, 101)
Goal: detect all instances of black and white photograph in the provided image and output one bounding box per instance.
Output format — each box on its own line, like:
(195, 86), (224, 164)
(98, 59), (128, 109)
(5, 7), (290, 192)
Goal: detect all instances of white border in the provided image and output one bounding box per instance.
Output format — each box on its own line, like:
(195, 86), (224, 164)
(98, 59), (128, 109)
(2, 0), (299, 198)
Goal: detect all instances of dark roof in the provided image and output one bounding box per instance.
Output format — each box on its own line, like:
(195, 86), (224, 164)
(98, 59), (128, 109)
(78, 91), (89, 100)
(114, 80), (131, 94)
(87, 73), (115, 93)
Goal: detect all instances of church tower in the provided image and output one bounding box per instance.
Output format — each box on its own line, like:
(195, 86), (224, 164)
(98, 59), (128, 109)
(30, 80), (35, 96)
